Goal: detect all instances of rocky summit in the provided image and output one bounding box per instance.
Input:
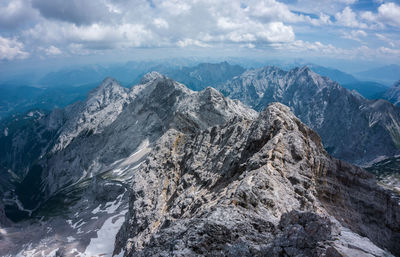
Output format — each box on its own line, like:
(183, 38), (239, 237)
(0, 72), (399, 257)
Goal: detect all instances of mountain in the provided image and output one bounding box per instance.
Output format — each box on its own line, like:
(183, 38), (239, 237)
(115, 102), (400, 256)
(307, 64), (358, 84)
(0, 73), (256, 255)
(306, 64), (389, 100)
(341, 81), (388, 99)
(384, 80), (400, 106)
(0, 83), (98, 120)
(37, 63), (151, 87)
(1, 73), (399, 256)
(355, 64), (400, 85)
(217, 66), (400, 165)
(145, 61), (246, 91)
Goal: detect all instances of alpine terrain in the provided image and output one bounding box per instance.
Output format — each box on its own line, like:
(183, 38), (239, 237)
(0, 72), (399, 257)
(217, 66), (400, 166)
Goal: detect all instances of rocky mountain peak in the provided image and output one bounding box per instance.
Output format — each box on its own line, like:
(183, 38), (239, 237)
(87, 77), (126, 99)
(139, 71), (165, 84)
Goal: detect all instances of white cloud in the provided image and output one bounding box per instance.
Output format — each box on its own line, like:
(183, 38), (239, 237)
(0, 0), (398, 62)
(335, 7), (367, 28)
(359, 2), (400, 28)
(177, 39), (210, 47)
(378, 46), (400, 55)
(377, 2), (400, 27)
(342, 29), (367, 42)
(0, 36), (29, 60)
(274, 40), (348, 56)
(376, 33), (398, 48)
(246, 0), (332, 26)
(45, 45), (62, 55)
(153, 18), (169, 29)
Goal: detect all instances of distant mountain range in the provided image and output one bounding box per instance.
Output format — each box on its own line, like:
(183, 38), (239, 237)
(144, 61), (246, 91)
(2, 61), (396, 122)
(355, 64), (400, 85)
(217, 66), (400, 165)
(0, 83), (99, 120)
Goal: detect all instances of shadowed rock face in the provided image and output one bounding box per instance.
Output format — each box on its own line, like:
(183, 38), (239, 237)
(217, 66), (400, 166)
(115, 102), (399, 257)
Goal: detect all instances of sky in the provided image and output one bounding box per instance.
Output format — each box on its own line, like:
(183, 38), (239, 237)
(0, 0), (399, 72)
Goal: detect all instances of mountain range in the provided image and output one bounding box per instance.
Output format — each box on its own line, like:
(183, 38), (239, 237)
(1, 61), (395, 122)
(355, 64), (400, 85)
(217, 66), (400, 165)
(0, 73), (399, 256)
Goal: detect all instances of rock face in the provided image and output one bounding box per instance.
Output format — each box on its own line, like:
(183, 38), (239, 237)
(115, 102), (399, 257)
(384, 80), (400, 107)
(217, 66), (400, 165)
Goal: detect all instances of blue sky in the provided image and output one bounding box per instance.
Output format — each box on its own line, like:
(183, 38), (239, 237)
(0, 0), (399, 70)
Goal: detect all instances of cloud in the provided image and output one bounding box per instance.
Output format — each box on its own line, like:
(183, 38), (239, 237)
(342, 29), (367, 42)
(273, 40), (348, 56)
(0, 36), (29, 60)
(0, 0), (38, 30)
(359, 2), (400, 28)
(335, 7), (367, 28)
(376, 33), (398, 48)
(31, 0), (112, 25)
(378, 46), (400, 55)
(377, 2), (400, 27)
(0, 0), (399, 63)
(45, 45), (62, 55)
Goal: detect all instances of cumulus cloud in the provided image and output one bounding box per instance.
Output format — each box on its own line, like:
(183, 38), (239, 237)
(342, 29), (367, 42)
(0, 36), (29, 60)
(21, 0), (303, 52)
(359, 2), (400, 28)
(376, 2), (400, 27)
(335, 7), (367, 28)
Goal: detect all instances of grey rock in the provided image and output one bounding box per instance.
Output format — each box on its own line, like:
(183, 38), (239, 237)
(115, 102), (399, 257)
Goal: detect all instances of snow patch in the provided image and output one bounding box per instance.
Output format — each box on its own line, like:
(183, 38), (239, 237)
(4, 127), (8, 136)
(83, 211), (127, 257)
